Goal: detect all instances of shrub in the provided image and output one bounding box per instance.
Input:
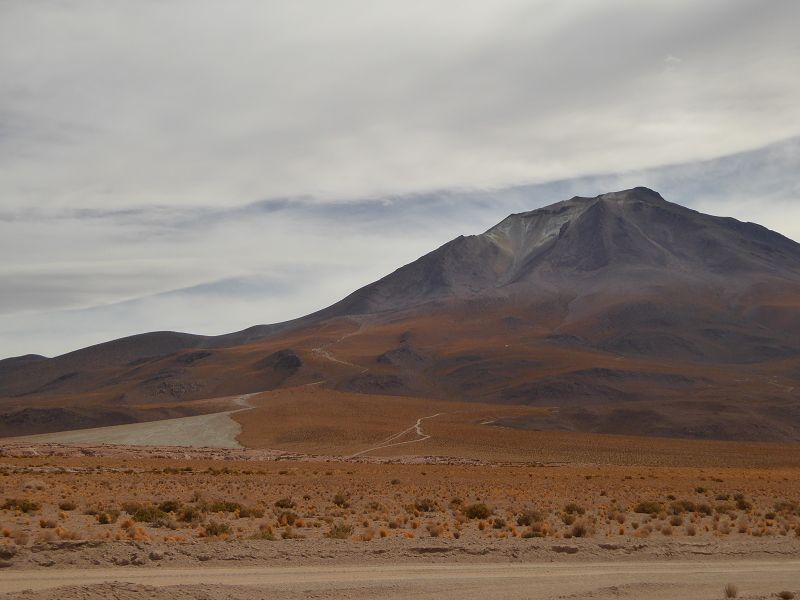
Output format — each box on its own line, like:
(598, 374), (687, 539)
(332, 493), (350, 508)
(251, 524), (275, 540)
(203, 520), (232, 537)
(634, 501), (662, 515)
(464, 503), (491, 520)
(238, 506), (264, 518)
(128, 505), (166, 523)
(522, 527), (545, 538)
(777, 592), (795, 600)
(209, 501), (243, 513)
(564, 503), (585, 516)
(492, 518), (506, 529)
(58, 501), (77, 511)
(427, 523), (443, 537)
(517, 509), (543, 526)
(157, 500), (182, 513)
(39, 519), (56, 529)
(95, 509), (120, 525)
(2, 498), (40, 513)
(715, 503), (736, 515)
(724, 583), (738, 598)
(274, 497), (295, 509)
(517, 510), (542, 527)
(414, 498), (436, 512)
(697, 503), (713, 516)
(669, 500), (695, 514)
(571, 523), (587, 538)
(178, 506), (202, 523)
(325, 522), (353, 539)
(277, 511), (297, 526)
(774, 501), (799, 514)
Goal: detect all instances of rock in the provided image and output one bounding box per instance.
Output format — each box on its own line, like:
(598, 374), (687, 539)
(0, 560), (13, 568)
(197, 554), (211, 562)
(114, 557), (130, 566)
(598, 543), (623, 550)
(131, 555), (147, 566)
(551, 545), (579, 554)
(0, 545), (18, 559)
(148, 550), (164, 561)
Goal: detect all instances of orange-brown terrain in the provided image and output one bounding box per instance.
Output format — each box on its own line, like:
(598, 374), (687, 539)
(2, 188), (800, 598)
(1, 439), (800, 598)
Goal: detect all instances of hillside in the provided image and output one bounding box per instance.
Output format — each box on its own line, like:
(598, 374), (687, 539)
(2, 187), (800, 441)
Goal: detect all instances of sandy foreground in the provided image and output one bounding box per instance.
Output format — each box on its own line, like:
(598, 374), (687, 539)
(1, 537), (799, 599)
(1, 558), (799, 599)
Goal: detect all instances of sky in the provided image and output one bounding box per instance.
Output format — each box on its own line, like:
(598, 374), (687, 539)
(1, 0), (800, 358)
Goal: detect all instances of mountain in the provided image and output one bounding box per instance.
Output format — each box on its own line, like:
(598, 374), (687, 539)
(2, 187), (800, 441)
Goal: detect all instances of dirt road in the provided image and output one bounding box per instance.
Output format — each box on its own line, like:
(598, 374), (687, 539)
(2, 560), (799, 599)
(350, 413), (442, 457)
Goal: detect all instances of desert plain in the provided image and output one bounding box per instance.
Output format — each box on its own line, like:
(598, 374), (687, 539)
(1, 389), (799, 599)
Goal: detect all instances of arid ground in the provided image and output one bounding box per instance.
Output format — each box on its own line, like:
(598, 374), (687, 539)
(2, 391), (800, 599)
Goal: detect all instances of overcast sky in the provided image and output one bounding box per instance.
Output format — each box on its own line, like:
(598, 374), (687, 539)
(1, 0), (800, 358)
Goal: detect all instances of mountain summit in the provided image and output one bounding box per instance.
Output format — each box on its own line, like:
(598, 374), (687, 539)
(2, 188), (800, 441)
(326, 187), (800, 316)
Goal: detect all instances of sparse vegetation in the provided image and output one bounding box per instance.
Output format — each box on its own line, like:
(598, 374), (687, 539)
(724, 583), (738, 598)
(203, 520), (232, 537)
(332, 493), (350, 508)
(414, 498), (436, 512)
(517, 509), (543, 526)
(0, 447), (797, 553)
(464, 503), (491, 520)
(124, 503), (166, 523)
(634, 501), (662, 515)
(325, 522), (353, 539)
(2, 498), (40, 513)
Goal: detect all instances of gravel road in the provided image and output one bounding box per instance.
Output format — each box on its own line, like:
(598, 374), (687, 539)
(1, 560), (799, 599)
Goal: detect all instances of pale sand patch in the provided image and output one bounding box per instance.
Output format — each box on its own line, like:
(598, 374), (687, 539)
(3, 395), (255, 448)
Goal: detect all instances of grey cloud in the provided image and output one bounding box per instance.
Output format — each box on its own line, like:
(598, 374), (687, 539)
(1, 1), (799, 210)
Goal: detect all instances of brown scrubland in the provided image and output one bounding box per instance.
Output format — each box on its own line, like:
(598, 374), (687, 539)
(2, 448), (799, 549)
